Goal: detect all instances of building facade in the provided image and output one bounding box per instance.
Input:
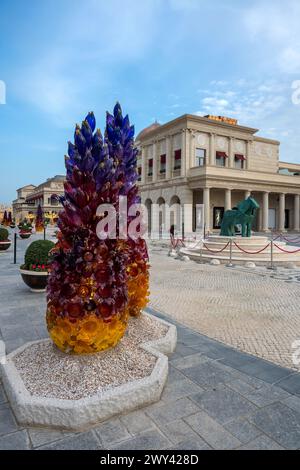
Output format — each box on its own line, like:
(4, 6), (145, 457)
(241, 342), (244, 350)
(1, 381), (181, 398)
(136, 114), (300, 234)
(12, 175), (65, 223)
(0, 204), (12, 223)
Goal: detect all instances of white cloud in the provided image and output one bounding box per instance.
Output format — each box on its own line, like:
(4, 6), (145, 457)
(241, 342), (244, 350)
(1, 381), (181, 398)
(202, 97), (229, 108)
(280, 47), (300, 74)
(197, 79), (288, 126)
(243, 1), (300, 74)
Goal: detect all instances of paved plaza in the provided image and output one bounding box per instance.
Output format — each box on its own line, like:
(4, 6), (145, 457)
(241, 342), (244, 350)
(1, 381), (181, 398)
(1, 234), (300, 449)
(149, 244), (300, 371)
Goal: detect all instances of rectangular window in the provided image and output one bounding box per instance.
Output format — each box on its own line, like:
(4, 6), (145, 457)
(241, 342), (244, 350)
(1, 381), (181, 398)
(160, 154), (166, 173)
(148, 158), (153, 176)
(195, 148), (206, 167)
(234, 154), (246, 169)
(174, 149), (181, 170)
(137, 166), (141, 181)
(216, 151), (227, 167)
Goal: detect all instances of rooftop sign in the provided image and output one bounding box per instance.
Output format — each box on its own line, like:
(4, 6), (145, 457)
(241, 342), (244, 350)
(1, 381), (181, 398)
(204, 115), (238, 125)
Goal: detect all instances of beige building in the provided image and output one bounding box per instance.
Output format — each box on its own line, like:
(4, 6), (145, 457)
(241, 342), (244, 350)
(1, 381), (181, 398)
(0, 204), (12, 223)
(136, 114), (300, 234)
(12, 175), (65, 223)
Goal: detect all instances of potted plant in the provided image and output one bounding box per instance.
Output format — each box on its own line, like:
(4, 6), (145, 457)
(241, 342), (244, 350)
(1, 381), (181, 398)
(0, 228), (11, 251)
(19, 221), (32, 239)
(20, 239), (55, 292)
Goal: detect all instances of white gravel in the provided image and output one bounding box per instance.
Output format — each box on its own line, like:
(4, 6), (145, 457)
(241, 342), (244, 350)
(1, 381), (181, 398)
(13, 314), (169, 400)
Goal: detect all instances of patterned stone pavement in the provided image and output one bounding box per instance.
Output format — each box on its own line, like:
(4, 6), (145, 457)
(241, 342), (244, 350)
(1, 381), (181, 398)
(149, 246), (300, 371)
(1, 233), (300, 450)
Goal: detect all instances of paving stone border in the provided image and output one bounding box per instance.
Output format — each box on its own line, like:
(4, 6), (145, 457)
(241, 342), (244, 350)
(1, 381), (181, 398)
(0, 313), (177, 431)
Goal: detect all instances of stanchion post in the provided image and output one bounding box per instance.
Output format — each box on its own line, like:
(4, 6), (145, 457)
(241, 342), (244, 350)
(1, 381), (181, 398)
(226, 238), (234, 267)
(270, 239), (274, 270)
(14, 233), (17, 265)
(268, 233), (276, 271)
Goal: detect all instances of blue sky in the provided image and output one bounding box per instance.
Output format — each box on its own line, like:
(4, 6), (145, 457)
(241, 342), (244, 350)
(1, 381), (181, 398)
(1, 0), (300, 203)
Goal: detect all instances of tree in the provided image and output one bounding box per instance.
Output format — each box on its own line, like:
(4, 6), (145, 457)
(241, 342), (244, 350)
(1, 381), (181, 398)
(2, 210), (8, 226)
(35, 204), (44, 232)
(46, 103), (149, 354)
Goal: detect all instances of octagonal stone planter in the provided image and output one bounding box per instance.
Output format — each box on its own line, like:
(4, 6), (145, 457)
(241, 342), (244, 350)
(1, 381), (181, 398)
(20, 269), (49, 292)
(0, 240), (11, 251)
(0, 313), (177, 431)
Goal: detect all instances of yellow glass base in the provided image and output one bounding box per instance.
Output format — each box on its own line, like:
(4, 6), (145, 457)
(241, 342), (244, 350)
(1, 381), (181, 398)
(46, 310), (128, 354)
(127, 269), (149, 317)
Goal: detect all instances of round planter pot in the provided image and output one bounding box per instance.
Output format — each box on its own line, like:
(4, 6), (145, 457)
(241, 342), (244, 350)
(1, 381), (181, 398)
(0, 240), (11, 251)
(10, 224), (16, 229)
(19, 233), (31, 239)
(20, 269), (49, 292)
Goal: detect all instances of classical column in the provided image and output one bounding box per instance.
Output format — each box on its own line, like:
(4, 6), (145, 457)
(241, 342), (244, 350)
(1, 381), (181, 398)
(166, 136), (172, 179)
(209, 133), (215, 166)
(228, 137), (234, 168)
(141, 146), (146, 184)
(262, 191), (269, 232)
(225, 188), (232, 211)
(153, 141), (158, 183)
(203, 187), (211, 233)
(151, 203), (160, 240)
(278, 193), (286, 232)
(245, 141), (251, 170)
(186, 130), (191, 170)
(294, 194), (300, 231)
(181, 129), (187, 177)
(245, 190), (251, 199)
(189, 130), (195, 168)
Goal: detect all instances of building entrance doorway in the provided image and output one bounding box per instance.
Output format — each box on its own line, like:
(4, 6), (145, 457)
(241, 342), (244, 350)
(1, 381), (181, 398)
(285, 209), (290, 230)
(268, 208), (276, 229)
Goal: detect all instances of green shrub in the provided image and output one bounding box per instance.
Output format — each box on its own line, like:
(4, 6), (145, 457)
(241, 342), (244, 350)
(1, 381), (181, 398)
(19, 221), (32, 231)
(0, 228), (9, 241)
(24, 240), (55, 270)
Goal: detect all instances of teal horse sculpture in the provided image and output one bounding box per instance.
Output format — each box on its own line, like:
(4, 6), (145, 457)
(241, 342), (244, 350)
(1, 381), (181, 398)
(220, 196), (260, 237)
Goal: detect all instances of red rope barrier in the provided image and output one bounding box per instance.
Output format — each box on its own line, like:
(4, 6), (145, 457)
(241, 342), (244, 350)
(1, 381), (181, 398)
(279, 235), (300, 244)
(202, 242), (230, 253)
(170, 236), (185, 249)
(273, 233), (300, 243)
(233, 242), (270, 255)
(273, 243), (300, 254)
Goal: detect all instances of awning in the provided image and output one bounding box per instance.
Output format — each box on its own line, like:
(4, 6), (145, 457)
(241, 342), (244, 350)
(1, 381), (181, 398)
(216, 151), (228, 158)
(174, 149), (182, 160)
(235, 154), (246, 161)
(160, 154), (166, 164)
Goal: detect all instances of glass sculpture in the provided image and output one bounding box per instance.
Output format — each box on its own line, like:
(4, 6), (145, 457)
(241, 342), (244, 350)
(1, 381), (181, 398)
(35, 204), (44, 233)
(46, 103), (149, 354)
